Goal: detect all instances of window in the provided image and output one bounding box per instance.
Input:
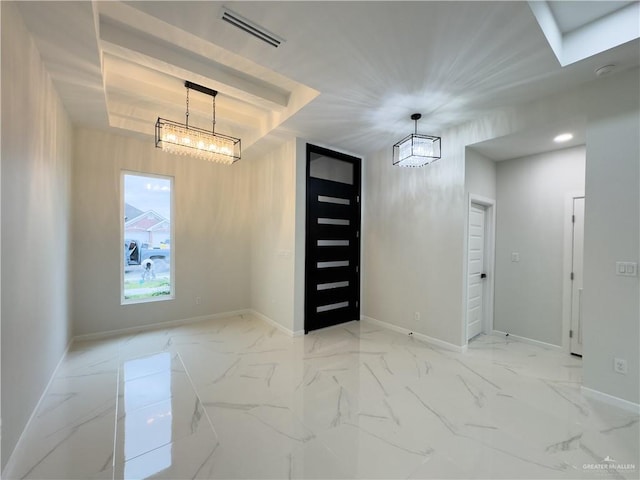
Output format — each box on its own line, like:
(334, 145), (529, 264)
(122, 172), (174, 303)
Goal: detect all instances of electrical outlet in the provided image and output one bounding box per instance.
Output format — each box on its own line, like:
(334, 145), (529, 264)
(195, 296), (201, 305)
(414, 311), (421, 322)
(511, 252), (520, 262)
(614, 357), (627, 375)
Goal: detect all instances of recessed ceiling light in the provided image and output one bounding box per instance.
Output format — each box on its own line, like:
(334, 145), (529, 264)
(554, 133), (573, 143)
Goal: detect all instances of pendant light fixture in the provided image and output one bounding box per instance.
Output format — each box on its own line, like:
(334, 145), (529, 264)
(155, 81), (241, 164)
(392, 113), (441, 167)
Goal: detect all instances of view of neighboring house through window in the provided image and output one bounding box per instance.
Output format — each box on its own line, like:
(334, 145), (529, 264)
(122, 172), (173, 303)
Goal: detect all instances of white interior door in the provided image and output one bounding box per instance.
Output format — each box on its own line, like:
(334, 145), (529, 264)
(570, 197), (585, 356)
(467, 203), (486, 340)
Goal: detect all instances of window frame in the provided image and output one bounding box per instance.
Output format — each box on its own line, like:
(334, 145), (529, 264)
(121, 170), (175, 305)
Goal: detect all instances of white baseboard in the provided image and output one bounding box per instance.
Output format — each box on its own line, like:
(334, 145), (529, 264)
(74, 309), (307, 343)
(249, 309), (304, 337)
(2, 337), (73, 479)
(491, 330), (563, 351)
(362, 315), (467, 353)
(73, 309), (252, 342)
(581, 386), (640, 414)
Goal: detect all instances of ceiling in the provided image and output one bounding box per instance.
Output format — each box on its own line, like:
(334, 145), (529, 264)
(15, 1), (640, 160)
(548, 1), (635, 34)
(469, 117), (586, 161)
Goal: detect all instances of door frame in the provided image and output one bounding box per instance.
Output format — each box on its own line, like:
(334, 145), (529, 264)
(463, 194), (496, 346)
(304, 143), (361, 333)
(562, 191), (585, 354)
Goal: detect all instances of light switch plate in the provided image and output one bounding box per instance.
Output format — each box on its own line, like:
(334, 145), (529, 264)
(616, 262), (638, 277)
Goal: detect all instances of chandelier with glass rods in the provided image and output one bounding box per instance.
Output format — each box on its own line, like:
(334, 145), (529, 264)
(155, 81), (241, 164)
(392, 113), (441, 167)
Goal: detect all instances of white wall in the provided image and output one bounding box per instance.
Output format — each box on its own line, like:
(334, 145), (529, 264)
(583, 98), (639, 404)
(72, 128), (251, 335)
(363, 133), (466, 346)
(465, 148), (496, 200)
(363, 68), (638, 404)
(494, 146), (585, 346)
(249, 139), (297, 333)
(1, 2), (74, 469)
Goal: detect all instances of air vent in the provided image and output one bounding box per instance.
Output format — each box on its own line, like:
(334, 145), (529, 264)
(221, 8), (285, 48)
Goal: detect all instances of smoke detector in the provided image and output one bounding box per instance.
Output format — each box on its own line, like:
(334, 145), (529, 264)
(595, 64), (616, 77)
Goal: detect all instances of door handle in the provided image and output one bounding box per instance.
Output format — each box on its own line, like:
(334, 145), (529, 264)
(480, 273), (487, 279)
(577, 288), (583, 344)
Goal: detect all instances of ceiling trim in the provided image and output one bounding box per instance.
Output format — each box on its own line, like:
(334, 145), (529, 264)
(529, 1), (640, 66)
(99, 17), (290, 109)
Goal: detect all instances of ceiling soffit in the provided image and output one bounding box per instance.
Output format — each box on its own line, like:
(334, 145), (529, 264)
(15, 2), (640, 158)
(529, 1), (640, 66)
(96, 1), (318, 148)
(16, 1), (108, 128)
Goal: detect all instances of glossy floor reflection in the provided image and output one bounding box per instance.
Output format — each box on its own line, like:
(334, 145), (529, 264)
(4, 314), (639, 479)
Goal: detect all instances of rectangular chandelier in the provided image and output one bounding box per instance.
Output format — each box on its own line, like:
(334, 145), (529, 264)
(155, 81), (241, 165)
(392, 113), (441, 167)
(393, 133), (441, 167)
(155, 118), (240, 164)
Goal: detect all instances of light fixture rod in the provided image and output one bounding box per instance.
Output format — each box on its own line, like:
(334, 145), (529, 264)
(411, 113), (422, 135)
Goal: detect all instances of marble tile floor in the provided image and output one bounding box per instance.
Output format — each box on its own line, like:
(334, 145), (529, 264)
(4, 314), (638, 480)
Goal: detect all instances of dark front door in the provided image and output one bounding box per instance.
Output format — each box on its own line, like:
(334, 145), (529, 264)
(305, 144), (361, 333)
